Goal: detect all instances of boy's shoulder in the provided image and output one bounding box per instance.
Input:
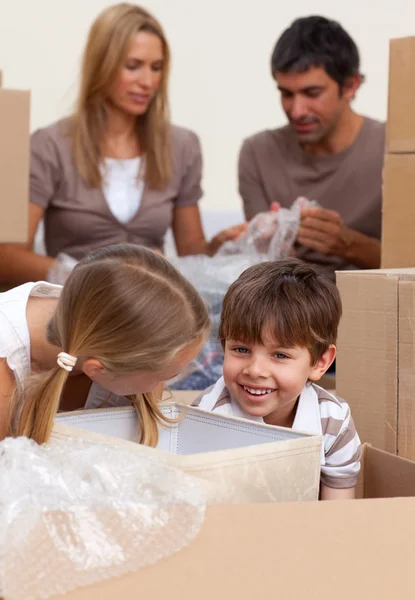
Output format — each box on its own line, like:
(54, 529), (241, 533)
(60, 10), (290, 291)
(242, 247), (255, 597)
(311, 384), (347, 404)
(310, 383), (352, 434)
(191, 378), (231, 411)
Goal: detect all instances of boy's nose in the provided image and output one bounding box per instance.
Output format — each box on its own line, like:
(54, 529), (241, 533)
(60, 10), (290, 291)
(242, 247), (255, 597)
(243, 357), (270, 379)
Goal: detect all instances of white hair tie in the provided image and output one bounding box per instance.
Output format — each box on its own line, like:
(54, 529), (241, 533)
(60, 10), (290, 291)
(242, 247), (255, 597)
(57, 352), (77, 372)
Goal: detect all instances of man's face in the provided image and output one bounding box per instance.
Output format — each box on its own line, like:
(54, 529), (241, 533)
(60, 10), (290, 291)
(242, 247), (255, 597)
(275, 66), (354, 145)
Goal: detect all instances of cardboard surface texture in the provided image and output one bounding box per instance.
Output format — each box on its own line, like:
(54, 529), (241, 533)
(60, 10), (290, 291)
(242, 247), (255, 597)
(47, 445), (415, 600)
(0, 85), (30, 243)
(337, 268), (415, 460)
(387, 36), (415, 153)
(381, 153), (415, 268)
(52, 405), (322, 504)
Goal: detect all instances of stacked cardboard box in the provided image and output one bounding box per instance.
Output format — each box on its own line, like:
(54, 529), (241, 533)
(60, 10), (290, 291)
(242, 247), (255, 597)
(0, 71), (30, 244)
(337, 37), (415, 459)
(382, 37), (415, 267)
(336, 268), (415, 460)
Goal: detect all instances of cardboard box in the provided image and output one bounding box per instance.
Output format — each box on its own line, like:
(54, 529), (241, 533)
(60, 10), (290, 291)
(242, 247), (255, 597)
(381, 153), (415, 268)
(43, 445), (415, 600)
(387, 36), (415, 153)
(52, 404), (322, 504)
(0, 84), (30, 243)
(336, 268), (415, 460)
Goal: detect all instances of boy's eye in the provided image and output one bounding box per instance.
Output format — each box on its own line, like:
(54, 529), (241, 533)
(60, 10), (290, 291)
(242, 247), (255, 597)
(233, 347), (250, 354)
(274, 353), (288, 360)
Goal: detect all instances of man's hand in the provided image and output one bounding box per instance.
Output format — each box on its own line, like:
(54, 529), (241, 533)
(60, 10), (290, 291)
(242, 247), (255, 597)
(297, 207), (353, 259)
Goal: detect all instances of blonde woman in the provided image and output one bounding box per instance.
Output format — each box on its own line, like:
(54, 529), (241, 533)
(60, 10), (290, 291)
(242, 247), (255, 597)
(0, 244), (210, 445)
(0, 3), (245, 286)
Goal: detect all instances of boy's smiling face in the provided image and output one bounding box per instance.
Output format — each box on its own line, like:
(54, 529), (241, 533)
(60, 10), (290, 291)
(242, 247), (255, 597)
(223, 330), (335, 426)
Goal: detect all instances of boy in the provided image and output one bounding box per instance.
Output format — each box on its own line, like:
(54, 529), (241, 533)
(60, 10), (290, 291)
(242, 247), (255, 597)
(196, 258), (361, 500)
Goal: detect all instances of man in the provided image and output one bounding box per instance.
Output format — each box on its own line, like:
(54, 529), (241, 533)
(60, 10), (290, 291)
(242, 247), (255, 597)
(238, 16), (384, 277)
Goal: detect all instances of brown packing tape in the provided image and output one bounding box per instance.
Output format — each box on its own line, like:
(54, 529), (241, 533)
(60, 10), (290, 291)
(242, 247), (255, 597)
(398, 280), (415, 460)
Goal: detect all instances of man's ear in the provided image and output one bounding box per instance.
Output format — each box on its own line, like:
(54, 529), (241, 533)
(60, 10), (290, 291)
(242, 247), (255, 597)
(308, 345), (336, 382)
(341, 74), (363, 102)
(81, 358), (107, 380)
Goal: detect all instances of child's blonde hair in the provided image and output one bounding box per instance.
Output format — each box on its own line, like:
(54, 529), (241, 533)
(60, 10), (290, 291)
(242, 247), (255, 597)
(10, 244), (210, 446)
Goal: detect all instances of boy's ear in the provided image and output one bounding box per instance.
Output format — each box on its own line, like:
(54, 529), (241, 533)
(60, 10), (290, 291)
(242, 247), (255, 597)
(308, 345), (336, 382)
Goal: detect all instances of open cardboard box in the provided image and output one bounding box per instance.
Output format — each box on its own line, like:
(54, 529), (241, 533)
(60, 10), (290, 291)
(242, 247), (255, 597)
(42, 443), (415, 600)
(336, 268), (415, 460)
(53, 403), (322, 504)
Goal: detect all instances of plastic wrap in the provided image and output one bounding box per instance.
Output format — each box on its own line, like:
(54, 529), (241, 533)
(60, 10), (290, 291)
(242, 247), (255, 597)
(169, 198), (316, 389)
(47, 252), (78, 285)
(0, 436), (206, 600)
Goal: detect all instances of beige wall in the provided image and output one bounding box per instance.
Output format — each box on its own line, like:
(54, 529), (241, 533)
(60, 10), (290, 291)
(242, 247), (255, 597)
(0, 0), (414, 210)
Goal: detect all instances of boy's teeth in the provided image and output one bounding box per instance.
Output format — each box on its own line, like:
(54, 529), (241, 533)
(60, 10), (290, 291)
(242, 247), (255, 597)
(243, 386), (273, 395)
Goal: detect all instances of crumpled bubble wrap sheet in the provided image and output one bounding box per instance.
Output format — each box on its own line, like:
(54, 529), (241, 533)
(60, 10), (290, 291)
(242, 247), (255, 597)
(0, 436), (206, 600)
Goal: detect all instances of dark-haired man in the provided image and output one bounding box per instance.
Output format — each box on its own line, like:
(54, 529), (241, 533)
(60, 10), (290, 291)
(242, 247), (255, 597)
(239, 16), (384, 277)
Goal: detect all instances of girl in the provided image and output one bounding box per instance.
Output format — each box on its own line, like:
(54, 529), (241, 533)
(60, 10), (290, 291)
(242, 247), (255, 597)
(0, 244), (210, 444)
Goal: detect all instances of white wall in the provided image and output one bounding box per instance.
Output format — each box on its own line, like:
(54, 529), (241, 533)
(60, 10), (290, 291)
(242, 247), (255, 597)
(0, 0), (414, 211)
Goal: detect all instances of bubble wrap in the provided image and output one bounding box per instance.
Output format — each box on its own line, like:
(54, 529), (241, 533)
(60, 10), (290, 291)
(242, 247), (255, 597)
(0, 436), (206, 600)
(169, 197), (316, 389)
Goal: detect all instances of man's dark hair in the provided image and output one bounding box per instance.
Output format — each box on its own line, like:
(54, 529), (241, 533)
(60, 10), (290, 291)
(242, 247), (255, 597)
(270, 16), (363, 88)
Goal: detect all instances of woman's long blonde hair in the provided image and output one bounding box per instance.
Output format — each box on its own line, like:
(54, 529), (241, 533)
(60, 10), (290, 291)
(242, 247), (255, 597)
(10, 245), (209, 446)
(71, 3), (171, 189)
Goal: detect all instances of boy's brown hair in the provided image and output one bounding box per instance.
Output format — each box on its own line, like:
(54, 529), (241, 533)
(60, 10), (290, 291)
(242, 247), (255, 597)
(219, 258), (342, 364)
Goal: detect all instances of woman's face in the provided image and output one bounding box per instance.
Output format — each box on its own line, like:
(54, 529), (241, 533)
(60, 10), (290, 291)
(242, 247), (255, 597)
(107, 31), (164, 116)
(83, 335), (206, 396)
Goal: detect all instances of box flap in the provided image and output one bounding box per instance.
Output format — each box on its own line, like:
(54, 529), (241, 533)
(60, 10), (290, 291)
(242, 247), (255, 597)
(48, 500), (415, 600)
(363, 445), (415, 497)
(337, 272), (398, 454)
(0, 88), (30, 243)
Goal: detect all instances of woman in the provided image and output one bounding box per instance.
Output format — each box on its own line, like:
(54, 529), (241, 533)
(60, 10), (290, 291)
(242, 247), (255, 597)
(0, 3), (244, 286)
(0, 244), (210, 444)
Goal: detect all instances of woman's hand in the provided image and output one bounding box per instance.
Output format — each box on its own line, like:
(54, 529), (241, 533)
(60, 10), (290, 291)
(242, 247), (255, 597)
(208, 223), (248, 256)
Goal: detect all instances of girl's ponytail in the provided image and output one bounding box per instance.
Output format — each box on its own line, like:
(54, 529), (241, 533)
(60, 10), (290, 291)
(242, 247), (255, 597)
(16, 368), (70, 444)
